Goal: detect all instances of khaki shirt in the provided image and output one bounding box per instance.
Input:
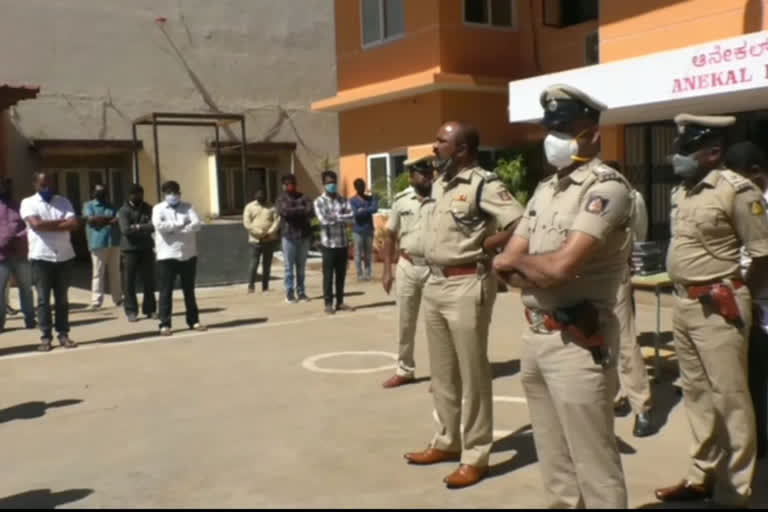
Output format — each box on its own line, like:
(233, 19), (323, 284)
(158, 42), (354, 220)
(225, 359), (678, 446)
(516, 159), (633, 311)
(425, 165), (524, 267)
(243, 200), (280, 244)
(667, 168), (768, 285)
(386, 186), (434, 258)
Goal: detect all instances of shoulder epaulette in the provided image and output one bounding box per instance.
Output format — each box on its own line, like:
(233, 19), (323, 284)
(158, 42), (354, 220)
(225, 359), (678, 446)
(720, 169), (755, 193)
(470, 167), (500, 183)
(393, 188), (411, 201)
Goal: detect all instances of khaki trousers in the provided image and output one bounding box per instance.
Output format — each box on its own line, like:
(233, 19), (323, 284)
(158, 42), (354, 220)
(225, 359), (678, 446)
(394, 258), (430, 377)
(521, 315), (627, 509)
(423, 272), (496, 467)
(673, 286), (756, 506)
(91, 247), (122, 306)
(614, 275), (652, 414)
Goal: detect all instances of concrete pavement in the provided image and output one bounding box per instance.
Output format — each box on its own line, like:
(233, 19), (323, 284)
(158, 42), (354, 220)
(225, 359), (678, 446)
(0, 267), (766, 508)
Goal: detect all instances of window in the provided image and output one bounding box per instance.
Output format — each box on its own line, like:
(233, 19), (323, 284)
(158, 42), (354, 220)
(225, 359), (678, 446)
(543, 0), (598, 28)
(362, 0), (404, 47)
(219, 167), (278, 214)
(585, 31), (599, 65)
(367, 152), (406, 207)
(465, 0), (517, 28)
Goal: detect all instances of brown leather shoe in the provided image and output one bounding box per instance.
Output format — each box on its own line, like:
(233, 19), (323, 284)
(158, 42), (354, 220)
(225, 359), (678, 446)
(382, 374), (414, 388)
(655, 480), (712, 502)
(443, 464), (489, 489)
(404, 447), (460, 465)
(58, 335), (78, 349)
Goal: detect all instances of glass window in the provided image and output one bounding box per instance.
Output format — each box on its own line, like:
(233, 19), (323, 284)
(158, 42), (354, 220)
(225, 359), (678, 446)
(544, 0), (598, 28)
(384, 0), (404, 38)
(585, 31), (599, 65)
(362, 0), (404, 46)
(362, 0), (382, 45)
(465, 0), (489, 24)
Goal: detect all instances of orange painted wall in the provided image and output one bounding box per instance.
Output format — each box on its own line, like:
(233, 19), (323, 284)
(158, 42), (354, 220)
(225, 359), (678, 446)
(600, 0), (768, 63)
(338, 91), (443, 156)
(335, 0), (442, 91)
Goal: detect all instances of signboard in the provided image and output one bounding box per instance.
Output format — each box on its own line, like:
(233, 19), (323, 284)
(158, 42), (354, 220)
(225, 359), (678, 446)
(508, 30), (768, 124)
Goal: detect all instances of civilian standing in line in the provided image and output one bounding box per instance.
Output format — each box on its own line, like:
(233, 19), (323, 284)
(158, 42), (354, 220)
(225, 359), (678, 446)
(20, 171), (79, 351)
(152, 181), (207, 336)
(118, 184), (157, 322)
(276, 174), (313, 304)
(726, 141), (768, 460)
(350, 178), (379, 281)
(243, 188), (281, 294)
(314, 170), (355, 315)
(0, 178), (36, 332)
(83, 184), (122, 310)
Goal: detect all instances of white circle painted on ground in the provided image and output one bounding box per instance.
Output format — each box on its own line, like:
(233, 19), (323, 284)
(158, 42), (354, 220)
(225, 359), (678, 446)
(301, 351), (398, 374)
(431, 395), (528, 439)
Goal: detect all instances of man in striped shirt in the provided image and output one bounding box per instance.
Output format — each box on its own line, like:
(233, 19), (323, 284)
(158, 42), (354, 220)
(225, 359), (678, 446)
(314, 170), (356, 315)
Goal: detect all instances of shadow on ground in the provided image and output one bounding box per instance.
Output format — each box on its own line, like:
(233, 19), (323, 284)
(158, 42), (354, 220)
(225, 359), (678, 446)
(491, 359), (520, 380)
(309, 291), (365, 301)
(354, 301), (396, 311)
(0, 399), (83, 424)
(0, 488), (93, 509)
(489, 424), (538, 478)
(172, 307), (226, 317)
(69, 317), (115, 328)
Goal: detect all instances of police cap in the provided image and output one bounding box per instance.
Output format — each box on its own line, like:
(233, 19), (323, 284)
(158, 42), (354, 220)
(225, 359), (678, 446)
(673, 113), (735, 152)
(404, 155), (435, 174)
(539, 84), (606, 129)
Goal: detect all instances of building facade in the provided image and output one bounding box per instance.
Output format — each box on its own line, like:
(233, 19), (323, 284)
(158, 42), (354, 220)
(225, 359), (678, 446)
(508, 0), (768, 240)
(313, 0), (600, 203)
(1, 0), (339, 222)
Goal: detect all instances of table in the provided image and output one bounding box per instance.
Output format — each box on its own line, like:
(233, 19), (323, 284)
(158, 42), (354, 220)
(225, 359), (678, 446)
(630, 272), (674, 381)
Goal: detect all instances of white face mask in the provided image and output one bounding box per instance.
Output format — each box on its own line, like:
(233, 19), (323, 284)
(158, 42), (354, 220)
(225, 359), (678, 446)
(166, 194), (180, 206)
(543, 131), (580, 170)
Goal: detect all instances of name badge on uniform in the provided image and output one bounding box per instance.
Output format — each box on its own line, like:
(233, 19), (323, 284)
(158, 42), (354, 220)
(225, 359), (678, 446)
(751, 200), (766, 216)
(586, 194), (609, 214)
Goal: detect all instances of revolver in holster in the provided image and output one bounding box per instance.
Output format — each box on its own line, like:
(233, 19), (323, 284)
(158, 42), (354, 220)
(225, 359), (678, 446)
(552, 301), (607, 367)
(698, 284), (745, 329)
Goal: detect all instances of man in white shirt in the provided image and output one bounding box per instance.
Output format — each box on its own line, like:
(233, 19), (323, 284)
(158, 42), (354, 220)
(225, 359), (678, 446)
(152, 180), (206, 336)
(19, 171), (80, 351)
(605, 160), (655, 437)
(726, 141), (768, 459)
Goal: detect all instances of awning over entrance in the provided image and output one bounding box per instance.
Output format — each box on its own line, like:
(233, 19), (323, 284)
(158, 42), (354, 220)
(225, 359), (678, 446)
(29, 139), (143, 157)
(508, 30), (768, 126)
(0, 84), (40, 110)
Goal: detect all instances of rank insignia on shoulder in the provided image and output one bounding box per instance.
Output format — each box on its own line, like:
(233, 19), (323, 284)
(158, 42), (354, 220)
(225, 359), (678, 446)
(456, 194), (468, 202)
(751, 200), (766, 216)
(586, 195), (609, 214)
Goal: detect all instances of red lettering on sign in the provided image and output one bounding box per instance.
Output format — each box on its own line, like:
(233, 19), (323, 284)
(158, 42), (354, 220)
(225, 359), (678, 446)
(672, 67), (757, 94)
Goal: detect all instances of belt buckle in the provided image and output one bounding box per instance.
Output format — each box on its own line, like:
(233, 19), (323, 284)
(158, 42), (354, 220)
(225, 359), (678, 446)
(527, 309), (552, 334)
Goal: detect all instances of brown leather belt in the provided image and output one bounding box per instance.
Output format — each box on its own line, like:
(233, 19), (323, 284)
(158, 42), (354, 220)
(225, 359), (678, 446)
(439, 264), (479, 278)
(679, 279), (745, 300)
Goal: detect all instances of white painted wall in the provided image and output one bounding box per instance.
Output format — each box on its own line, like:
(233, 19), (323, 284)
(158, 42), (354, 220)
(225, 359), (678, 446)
(1, 0), (339, 214)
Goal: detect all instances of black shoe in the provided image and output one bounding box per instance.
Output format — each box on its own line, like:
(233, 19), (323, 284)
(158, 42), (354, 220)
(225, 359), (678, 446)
(38, 338), (53, 352)
(324, 305), (335, 315)
(25, 320), (37, 329)
(127, 314), (139, 323)
(614, 397), (632, 418)
(247, 286), (255, 294)
(146, 313), (157, 320)
(286, 293), (297, 304)
(297, 294), (310, 303)
(633, 411), (656, 437)
(58, 334), (78, 349)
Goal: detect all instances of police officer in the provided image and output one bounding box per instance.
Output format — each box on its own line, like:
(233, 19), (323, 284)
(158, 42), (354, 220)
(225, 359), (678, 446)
(381, 156), (435, 388)
(654, 115), (768, 507)
(403, 122), (523, 489)
(493, 85), (630, 508)
(604, 160), (655, 437)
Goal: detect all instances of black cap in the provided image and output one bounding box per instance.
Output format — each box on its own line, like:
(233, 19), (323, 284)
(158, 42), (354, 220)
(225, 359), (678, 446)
(128, 183), (144, 194)
(539, 84), (606, 129)
(673, 114), (735, 152)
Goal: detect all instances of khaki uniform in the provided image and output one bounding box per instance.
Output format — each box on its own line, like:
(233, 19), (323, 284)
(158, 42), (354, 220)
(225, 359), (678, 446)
(614, 189), (652, 414)
(386, 187), (435, 377)
(667, 168), (768, 505)
(423, 165), (523, 467)
(518, 159), (630, 508)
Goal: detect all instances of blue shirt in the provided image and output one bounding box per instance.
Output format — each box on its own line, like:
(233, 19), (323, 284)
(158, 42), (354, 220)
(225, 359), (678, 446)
(83, 200), (121, 250)
(349, 195), (379, 235)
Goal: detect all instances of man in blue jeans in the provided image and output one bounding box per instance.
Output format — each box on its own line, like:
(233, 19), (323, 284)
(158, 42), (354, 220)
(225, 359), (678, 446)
(276, 175), (313, 304)
(350, 178), (379, 281)
(0, 178), (35, 332)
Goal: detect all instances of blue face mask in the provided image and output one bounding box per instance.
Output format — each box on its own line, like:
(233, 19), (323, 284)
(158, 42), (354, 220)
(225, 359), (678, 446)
(166, 194), (180, 206)
(38, 187), (54, 203)
(325, 183), (337, 195)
